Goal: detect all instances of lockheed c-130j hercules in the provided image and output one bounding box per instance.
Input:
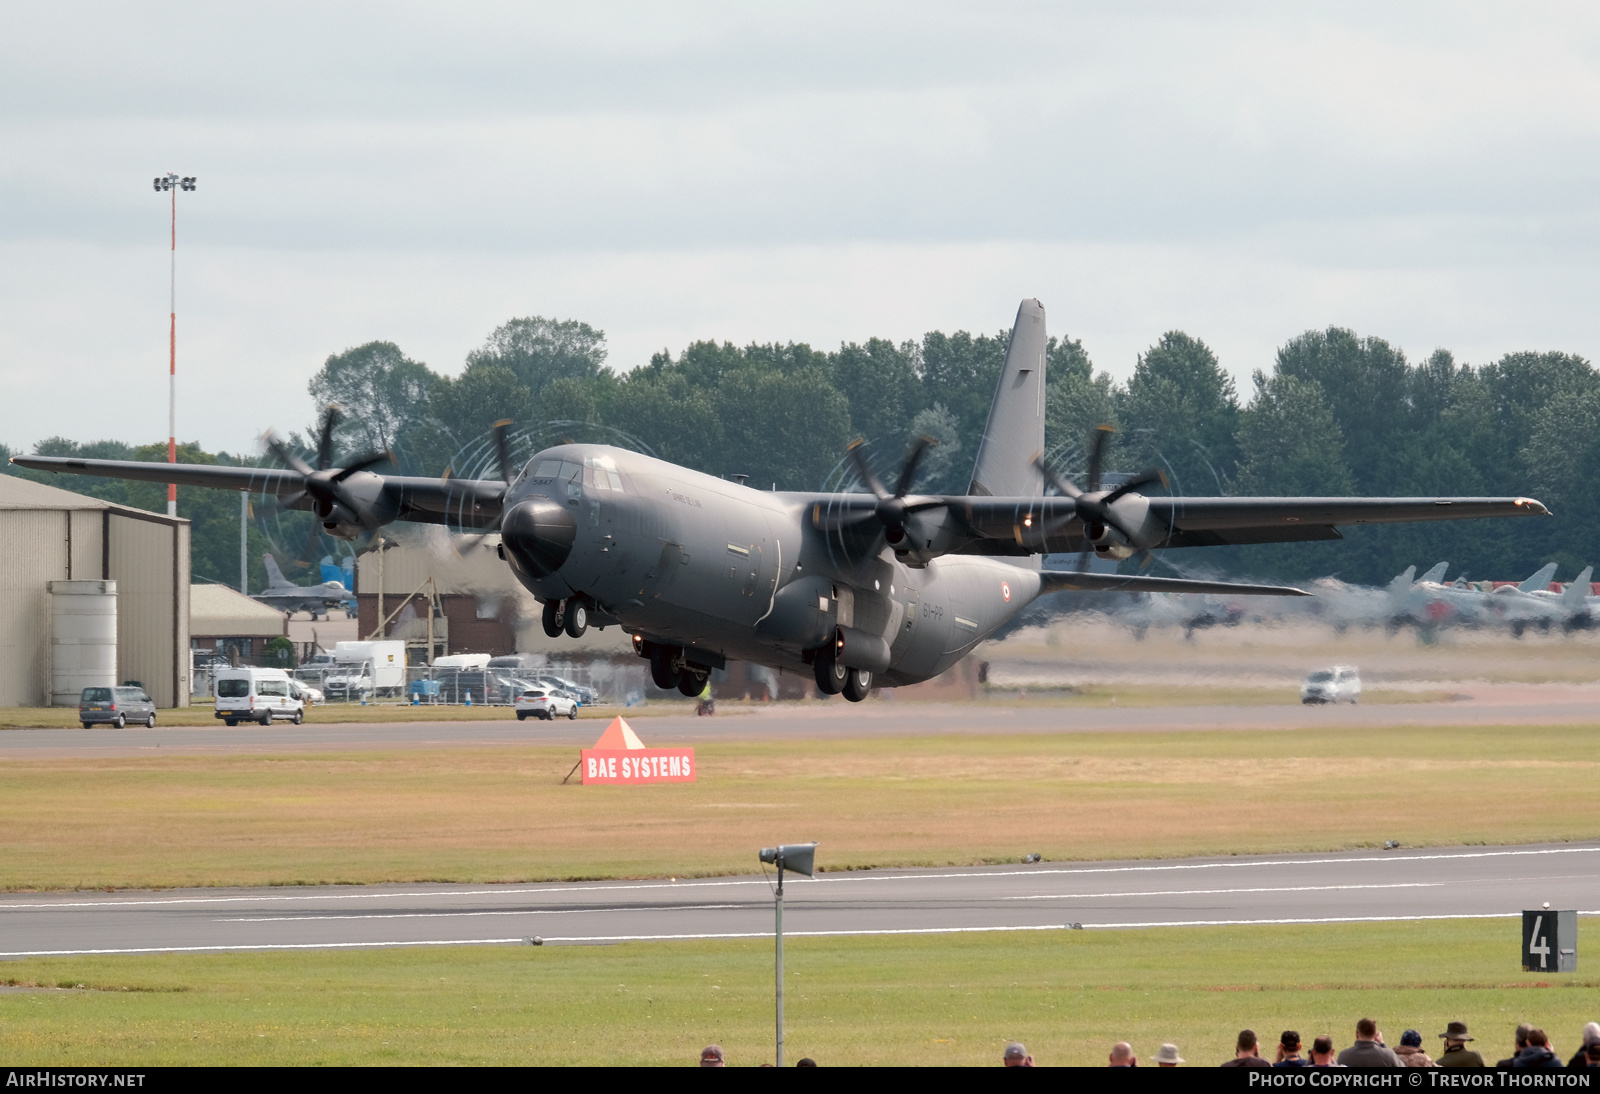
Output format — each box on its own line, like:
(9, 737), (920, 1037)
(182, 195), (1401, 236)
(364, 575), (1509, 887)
(13, 299), (1551, 702)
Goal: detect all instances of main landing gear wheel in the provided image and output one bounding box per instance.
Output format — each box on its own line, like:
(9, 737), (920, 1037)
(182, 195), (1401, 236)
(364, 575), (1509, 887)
(813, 646), (847, 696)
(564, 601), (588, 639)
(542, 600), (563, 638)
(650, 647), (681, 690)
(678, 672), (706, 698)
(842, 668), (872, 703)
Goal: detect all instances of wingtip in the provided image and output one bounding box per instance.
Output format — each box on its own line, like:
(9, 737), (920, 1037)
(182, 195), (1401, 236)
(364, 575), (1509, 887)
(1515, 497), (1552, 516)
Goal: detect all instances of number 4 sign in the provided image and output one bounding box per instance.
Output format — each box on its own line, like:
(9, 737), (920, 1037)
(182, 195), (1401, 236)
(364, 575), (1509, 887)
(1523, 909), (1578, 973)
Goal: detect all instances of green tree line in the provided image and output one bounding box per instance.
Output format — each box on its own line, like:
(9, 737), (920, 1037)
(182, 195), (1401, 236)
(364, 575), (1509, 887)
(6, 315), (1597, 588)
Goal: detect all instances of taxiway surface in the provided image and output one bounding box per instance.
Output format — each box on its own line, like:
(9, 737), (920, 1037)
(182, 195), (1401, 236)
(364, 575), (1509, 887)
(4, 695), (1600, 758)
(2, 844), (1594, 957)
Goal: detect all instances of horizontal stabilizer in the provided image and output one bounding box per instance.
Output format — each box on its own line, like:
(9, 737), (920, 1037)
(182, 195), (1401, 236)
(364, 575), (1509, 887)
(1039, 571), (1309, 597)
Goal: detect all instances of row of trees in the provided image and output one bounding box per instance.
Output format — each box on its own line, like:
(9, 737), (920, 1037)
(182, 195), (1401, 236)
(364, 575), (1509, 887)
(7, 313), (1598, 588)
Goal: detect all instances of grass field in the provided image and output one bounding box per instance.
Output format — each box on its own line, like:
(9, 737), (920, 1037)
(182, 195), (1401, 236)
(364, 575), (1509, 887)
(0, 919), (1593, 1066)
(1, 724), (1597, 891)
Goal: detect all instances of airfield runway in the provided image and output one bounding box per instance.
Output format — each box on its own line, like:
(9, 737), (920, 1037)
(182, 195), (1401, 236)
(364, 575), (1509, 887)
(1, 844), (1594, 958)
(4, 690), (1600, 757)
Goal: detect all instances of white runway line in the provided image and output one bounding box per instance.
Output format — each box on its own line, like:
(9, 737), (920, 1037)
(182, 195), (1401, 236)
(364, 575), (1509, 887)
(1, 845), (1593, 912)
(6, 911), (1597, 958)
(222, 904), (748, 923)
(1003, 883), (1440, 900)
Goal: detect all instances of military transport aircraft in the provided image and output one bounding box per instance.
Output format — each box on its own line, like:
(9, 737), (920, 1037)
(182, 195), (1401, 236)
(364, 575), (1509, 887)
(12, 300), (1551, 702)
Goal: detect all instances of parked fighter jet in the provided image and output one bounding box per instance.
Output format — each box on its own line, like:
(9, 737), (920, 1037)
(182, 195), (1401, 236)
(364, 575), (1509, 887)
(1491, 563), (1593, 636)
(252, 553), (354, 619)
(11, 299), (1551, 701)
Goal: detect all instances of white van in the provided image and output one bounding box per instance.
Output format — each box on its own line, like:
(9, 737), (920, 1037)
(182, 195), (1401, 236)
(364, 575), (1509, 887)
(214, 667), (306, 726)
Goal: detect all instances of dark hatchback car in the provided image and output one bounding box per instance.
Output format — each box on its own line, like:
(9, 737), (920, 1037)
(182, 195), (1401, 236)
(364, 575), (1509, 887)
(79, 685), (156, 729)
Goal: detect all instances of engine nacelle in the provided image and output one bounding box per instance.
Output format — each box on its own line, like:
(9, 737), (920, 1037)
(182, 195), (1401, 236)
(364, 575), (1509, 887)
(1087, 519), (1137, 560)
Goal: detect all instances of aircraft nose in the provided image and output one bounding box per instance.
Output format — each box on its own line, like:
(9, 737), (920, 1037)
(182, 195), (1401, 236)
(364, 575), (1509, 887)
(500, 498), (577, 578)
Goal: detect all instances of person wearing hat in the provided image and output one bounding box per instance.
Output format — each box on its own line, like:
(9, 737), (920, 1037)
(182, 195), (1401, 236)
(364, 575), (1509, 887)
(1153, 1043), (1184, 1067)
(1437, 1021), (1485, 1067)
(1394, 1029), (1436, 1067)
(1003, 1041), (1034, 1067)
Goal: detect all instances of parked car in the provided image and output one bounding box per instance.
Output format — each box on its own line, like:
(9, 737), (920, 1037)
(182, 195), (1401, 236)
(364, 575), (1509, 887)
(214, 667), (306, 726)
(289, 680), (323, 705)
(1301, 665), (1361, 704)
(515, 687), (579, 721)
(534, 674), (598, 705)
(79, 685), (156, 729)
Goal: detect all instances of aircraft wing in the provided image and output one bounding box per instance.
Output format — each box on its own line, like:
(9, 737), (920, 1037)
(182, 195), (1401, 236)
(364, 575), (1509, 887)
(948, 494), (1550, 554)
(9, 456), (506, 531)
(1039, 571), (1308, 597)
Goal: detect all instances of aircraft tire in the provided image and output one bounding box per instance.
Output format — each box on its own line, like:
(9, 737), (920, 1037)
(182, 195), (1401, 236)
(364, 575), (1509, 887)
(542, 600), (563, 638)
(813, 650), (846, 696)
(677, 672), (706, 698)
(649, 647), (681, 690)
(842, 668), (872, 703)
(564, 602), (588, 639)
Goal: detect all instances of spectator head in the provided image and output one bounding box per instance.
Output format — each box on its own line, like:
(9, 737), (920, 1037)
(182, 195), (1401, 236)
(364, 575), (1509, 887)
(1003, 1042), (1032, 1067)
(1515, 1022), (1534, 1049)
(1311, 1036), (1336, 1065)
(1236, 1030), (1259, 1056)
(1153, 1043), (1184, 1067)
(1400, 1030), (1423, 1048)
(1108, 1042), (1135, 1066)
(1584, 1022), (1600, 1048)
(1280, 1031), (1302, 1053)
(1356, 1017), (1377, 1040)
(1439, 1021), (1473, 1046)
(1528, 1029), (1549, 1048)
(699, 1045), (725, 1067)
(796, 1058), (817, 1067)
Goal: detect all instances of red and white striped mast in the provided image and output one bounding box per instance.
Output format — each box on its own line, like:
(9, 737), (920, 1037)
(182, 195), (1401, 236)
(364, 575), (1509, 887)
(152, 172), (196, 518)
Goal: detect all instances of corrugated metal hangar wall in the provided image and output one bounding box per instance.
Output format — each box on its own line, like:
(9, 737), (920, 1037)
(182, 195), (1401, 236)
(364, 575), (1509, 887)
(0, 476), (190, 708)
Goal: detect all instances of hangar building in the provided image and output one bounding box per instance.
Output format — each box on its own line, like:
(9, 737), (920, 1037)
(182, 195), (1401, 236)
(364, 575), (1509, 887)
(0, 475), (191, 708)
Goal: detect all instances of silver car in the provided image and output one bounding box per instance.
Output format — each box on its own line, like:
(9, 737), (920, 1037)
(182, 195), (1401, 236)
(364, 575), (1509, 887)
(79, 685), (156, 729)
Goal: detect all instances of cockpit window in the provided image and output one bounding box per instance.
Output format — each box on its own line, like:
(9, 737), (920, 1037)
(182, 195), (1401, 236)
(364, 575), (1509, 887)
(585, 455), (624, 492)
(533, 460), (563, 479)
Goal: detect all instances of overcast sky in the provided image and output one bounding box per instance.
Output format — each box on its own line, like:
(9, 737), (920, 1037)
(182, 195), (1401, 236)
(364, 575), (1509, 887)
(5, 2), (1600, 452)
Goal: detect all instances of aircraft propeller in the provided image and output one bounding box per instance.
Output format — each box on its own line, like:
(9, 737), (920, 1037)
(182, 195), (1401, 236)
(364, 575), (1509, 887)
(1035, 425), (1168, 572)
(815, 436), (947, 546)
(262, 405), (393, 562)
(448, 418), (516, 556)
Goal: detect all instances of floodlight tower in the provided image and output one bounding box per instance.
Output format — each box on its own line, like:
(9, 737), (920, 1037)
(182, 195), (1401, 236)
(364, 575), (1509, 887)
(152, 172), (197, 518)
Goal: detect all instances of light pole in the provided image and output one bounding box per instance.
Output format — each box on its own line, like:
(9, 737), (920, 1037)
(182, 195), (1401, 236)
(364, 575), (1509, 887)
(758, 842), (817, 1067)
(152, 172), (197, 518)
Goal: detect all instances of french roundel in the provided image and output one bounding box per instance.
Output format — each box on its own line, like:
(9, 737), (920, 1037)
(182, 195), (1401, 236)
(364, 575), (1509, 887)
(1001, 581), (1011, 602)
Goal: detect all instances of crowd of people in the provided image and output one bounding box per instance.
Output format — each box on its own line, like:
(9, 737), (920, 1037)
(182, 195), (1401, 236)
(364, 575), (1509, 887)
(997, 1019), (1600, 1068)
(694, 1019), (1600, 1066)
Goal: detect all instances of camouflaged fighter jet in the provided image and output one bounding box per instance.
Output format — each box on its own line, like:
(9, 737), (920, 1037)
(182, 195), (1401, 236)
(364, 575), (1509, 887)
(11, 300), (1552, 701)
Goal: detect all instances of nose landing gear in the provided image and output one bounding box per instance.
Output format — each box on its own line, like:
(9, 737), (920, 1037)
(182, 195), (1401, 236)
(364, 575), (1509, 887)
(541, 598), (590, 639)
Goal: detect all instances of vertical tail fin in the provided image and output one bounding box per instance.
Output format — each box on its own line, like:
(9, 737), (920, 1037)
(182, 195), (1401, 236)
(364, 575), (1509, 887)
(1564, 566), (1593, 608)
(262, 553), (288, 589)
(1387, 565), (1417, 592)
(1417, 561), (1449, 584)
(967, 298), (1046, 501)
(1518, 562), (1559, 594)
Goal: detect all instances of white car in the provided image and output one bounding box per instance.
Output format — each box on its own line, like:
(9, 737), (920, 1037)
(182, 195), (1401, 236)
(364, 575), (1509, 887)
(289, 680), (323, 705)
(515, 688), (579, 721)
(1301, 666), (1361, 704)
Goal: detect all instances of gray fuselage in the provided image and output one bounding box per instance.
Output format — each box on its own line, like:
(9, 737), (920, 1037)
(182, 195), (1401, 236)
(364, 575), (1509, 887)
(501, 444), (1037, 685)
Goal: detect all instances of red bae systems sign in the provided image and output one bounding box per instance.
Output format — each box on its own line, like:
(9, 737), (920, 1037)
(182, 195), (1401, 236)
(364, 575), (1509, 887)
(581, 716), (695, 785)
